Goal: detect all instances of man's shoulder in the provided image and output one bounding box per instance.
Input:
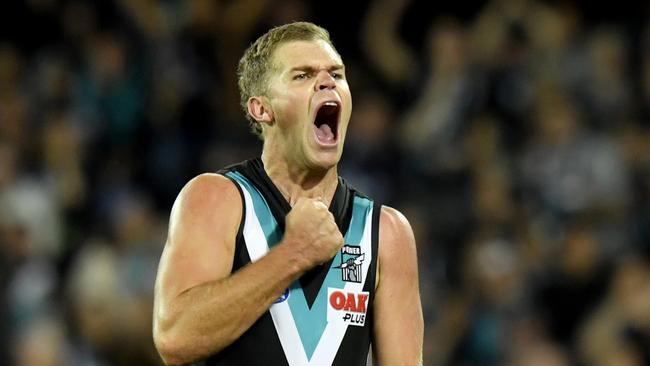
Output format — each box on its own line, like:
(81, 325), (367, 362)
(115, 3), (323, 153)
(378, 205), (416, 255)
(172, 173), (242, 220)
(180, 157), (261, 204)
(379, 206), (412, 237)
(184, 173), (238, 195)
(376, 205), (418, 293)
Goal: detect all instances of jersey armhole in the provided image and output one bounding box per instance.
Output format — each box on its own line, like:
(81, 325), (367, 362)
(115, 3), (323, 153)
(372, 202), (382, 290)
(222, 173), (247, 272)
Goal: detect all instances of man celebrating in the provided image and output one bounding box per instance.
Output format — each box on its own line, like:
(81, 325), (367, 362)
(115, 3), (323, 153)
(153, 22), (423, 365)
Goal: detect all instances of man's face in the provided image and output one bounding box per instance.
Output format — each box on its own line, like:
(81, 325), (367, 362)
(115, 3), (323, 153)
(264, 39), (352, 170)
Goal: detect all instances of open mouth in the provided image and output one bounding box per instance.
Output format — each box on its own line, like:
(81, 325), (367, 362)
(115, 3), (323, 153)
(313, 101), (340, 145)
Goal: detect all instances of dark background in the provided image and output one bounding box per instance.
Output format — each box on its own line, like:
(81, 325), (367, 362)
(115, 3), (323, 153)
(1, 0), (650, 365)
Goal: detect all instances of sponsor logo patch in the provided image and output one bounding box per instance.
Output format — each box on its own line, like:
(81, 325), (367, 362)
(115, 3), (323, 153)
(327, 288), (369, 327)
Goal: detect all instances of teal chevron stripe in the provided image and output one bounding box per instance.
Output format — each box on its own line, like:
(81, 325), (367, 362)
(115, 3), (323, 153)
(346, 196), (372, 245)
(301, 195), (373, 357)
(227, 171), (372, 360)
(227, 171), (282, 246)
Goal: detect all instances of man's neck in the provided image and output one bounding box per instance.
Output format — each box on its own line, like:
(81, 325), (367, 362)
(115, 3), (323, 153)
(261, 151), (339, 207)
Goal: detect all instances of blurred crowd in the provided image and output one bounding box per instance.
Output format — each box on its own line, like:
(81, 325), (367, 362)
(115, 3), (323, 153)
(1, 0), (650, 365)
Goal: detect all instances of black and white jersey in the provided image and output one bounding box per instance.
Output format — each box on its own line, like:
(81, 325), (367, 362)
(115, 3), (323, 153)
(205, 158), (380, 366)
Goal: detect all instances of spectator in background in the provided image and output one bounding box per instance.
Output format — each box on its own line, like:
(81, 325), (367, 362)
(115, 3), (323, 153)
(578, 257), (650, 366)
(12, 314), (67, 366)
(519, 88), (630, 221)
(399, 19), (478, 175)
(340, 91), (400, 203)
(580, 27), (633, 130)
(66, 242), (122, 365)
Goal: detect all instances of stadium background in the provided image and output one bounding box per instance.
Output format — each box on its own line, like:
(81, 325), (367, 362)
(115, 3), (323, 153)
(1, 0), (650, 365)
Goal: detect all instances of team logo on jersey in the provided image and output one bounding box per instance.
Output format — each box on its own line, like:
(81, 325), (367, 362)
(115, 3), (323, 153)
(327, 288), (369, 326)
(336, 245), (365, 283)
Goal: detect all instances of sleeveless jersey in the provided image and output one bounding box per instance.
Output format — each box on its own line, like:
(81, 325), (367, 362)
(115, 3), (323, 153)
(205, 158), (380, 366)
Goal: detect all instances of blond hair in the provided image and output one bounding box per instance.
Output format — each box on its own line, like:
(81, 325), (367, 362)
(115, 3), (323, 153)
(237, 22), (336, 137)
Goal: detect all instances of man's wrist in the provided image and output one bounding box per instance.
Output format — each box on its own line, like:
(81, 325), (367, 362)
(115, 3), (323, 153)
(273, 237), (314, 277)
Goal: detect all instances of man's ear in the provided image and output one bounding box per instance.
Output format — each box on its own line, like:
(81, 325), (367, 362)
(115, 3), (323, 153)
(247, 96), (274, 126)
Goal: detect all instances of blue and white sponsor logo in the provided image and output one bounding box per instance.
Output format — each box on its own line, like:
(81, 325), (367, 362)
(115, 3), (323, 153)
(274, 288), (290, 303)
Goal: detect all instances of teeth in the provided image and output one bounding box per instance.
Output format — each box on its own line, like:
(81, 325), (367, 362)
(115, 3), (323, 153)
(323, 102), (338, 107)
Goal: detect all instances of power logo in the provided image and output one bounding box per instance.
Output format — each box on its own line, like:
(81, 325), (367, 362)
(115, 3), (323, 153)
(336, 245), (365, 283)
(327, 288), (369, 327)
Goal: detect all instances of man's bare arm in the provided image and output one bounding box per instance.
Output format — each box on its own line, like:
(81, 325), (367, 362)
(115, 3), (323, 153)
(373, 206), (424, 365)
(153, 174), (343, 365)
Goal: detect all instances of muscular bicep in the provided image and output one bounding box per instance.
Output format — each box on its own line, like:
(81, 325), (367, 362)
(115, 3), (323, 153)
(155, 173), (242, 302)
(373, 206), (423, 365)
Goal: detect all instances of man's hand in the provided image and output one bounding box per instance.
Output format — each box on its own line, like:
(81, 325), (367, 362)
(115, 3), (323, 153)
(282, 197), (344, 268)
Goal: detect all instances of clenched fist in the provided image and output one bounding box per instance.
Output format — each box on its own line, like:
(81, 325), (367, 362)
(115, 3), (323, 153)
(282, 197), (344, 269)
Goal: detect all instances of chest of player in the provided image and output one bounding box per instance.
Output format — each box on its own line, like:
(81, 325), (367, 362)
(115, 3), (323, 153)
(219, 170), (378, 366)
